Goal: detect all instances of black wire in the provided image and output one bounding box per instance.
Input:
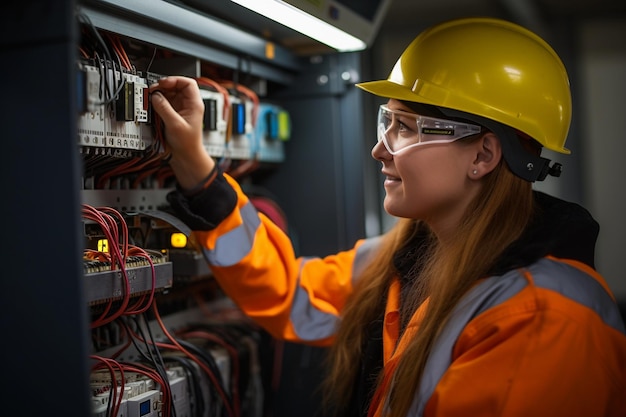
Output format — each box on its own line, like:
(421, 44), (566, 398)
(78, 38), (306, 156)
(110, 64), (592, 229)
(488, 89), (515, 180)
(114, 316), (160, 399)
(145, 47), (158, 75)
(176, 338), (232, 417)
(196, 322), (261, 417)
(77, 11), (114, 101)
(76, 8), (125, 105)
(187, 322), (255, 414)
(118, 317), (151, 363)
(167, 339), (219, 417)
(140, 313), (178, 417)
(117, 316), (177, 417)
(105, 381), (114, 417)
(163, 356), (207, 417)
(108, 58), (128, 106)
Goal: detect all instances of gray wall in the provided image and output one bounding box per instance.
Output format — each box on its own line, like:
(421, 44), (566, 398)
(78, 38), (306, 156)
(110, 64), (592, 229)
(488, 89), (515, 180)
(579, 17), (626, 300)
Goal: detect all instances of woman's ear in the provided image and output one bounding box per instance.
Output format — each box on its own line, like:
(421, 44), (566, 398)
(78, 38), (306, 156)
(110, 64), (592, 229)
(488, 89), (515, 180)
(470, 132), (502, 179)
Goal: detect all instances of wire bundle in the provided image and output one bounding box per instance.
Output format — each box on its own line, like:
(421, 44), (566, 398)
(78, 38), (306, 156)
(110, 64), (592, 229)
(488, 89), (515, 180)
(83, 204), (157, 327)
(77, 11), (126, 107)
(90, 293), (270, 417)
(90, 353), (174, 417)
(78, 10), (173, 190)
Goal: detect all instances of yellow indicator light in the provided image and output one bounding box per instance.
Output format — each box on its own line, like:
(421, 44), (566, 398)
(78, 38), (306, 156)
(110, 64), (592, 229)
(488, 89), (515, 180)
(265, 42), (275, 60)
(97, 239), (109, 253)
(171, 232), (187, 248)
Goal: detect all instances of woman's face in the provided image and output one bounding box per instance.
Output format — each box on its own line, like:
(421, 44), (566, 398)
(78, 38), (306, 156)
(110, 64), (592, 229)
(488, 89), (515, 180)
(372, 99), (482, 234)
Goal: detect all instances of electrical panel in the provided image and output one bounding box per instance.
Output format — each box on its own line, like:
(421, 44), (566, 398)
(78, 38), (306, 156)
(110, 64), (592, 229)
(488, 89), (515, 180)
(74, 2), (294, 416)
(3, 1), (370, 417)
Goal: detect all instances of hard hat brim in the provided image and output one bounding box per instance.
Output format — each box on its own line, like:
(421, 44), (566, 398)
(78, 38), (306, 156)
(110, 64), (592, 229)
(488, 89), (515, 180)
(356, 80), (437, 106)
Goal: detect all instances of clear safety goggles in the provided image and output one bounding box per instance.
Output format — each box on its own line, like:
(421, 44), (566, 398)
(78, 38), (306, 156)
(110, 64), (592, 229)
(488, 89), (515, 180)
(377, 105), (482, 154)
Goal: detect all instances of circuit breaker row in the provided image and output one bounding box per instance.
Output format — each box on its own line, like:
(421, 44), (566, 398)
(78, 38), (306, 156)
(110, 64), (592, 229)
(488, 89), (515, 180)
(77, 61), (291, 163)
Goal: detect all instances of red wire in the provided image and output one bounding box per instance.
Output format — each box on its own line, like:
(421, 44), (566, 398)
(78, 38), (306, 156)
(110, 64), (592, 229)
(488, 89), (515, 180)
(123, 245), (156, 315)
(90, 355), (126, 417)
(96, 157), (141, 189)
(106, 33), (132, 70)
(98, 207), (129, 259)
(179, 330), (241, 417)
(120, 362), (172, 416)
(83, 205), (131, 327)
(150, 300), (236, 417)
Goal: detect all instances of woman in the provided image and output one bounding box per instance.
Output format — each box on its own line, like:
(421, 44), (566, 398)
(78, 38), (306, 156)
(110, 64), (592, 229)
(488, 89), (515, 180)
(149, 17), (626, 417)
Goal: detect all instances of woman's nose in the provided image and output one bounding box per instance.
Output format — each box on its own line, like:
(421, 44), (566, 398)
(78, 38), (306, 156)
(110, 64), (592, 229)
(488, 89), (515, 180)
(371, 139), (391, 161)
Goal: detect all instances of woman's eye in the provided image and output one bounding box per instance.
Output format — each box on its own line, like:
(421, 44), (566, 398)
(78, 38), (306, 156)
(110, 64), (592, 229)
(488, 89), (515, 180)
(397, 120), (414, 134)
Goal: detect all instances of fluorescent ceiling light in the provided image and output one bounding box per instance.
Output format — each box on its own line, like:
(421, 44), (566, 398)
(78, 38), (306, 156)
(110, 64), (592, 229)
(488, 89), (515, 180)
(229, 0), (367, 52)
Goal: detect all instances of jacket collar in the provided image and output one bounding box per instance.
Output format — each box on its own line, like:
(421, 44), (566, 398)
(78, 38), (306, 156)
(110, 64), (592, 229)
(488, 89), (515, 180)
(489, 191), (599, 275)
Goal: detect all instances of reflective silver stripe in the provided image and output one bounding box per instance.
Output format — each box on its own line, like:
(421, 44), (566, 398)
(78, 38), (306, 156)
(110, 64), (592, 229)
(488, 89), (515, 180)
(202, 201), (260, 267)
(528, 259), (625, 333)
(289, 239), (381, 341)
(352, 236), (383, 282)
(408, 257), (625, 417)
(408, 267), (528, 416)
(290, 257), (341, 341)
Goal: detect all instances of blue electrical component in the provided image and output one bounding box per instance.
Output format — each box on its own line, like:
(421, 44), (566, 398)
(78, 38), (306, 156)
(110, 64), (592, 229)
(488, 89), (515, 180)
(232, 102), (246, 135)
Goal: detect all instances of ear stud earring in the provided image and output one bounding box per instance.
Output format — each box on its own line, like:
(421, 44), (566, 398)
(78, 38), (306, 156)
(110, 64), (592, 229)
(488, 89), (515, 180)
(472, 169), (478, 175)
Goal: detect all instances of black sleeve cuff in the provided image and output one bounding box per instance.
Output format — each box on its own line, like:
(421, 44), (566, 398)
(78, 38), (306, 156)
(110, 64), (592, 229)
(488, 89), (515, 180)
(166, 169), (238, 231)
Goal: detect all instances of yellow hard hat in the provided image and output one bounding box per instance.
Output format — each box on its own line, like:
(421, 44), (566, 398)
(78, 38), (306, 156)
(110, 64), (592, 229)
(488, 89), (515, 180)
(357, 17), (572, 155)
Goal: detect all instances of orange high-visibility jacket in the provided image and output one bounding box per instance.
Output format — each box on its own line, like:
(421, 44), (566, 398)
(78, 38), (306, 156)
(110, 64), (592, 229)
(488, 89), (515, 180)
(168, 172), (626, 417)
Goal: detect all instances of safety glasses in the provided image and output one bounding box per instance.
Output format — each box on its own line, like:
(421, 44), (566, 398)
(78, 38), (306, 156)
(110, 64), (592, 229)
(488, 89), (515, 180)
(377, 105), (482, 155)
